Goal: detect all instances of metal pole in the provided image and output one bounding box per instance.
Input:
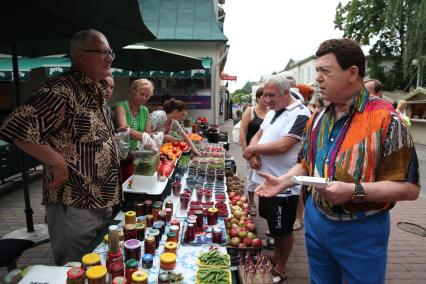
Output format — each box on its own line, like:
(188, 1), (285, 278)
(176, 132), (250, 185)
(11, 42), (34, 233)
(416, 65), (421, 88)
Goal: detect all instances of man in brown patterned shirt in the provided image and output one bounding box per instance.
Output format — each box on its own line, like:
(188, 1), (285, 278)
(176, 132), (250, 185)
(0, 29), (121, 265)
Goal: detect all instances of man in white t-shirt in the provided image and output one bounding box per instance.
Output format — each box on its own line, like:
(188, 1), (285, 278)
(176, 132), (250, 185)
(243, 74), (310, 282)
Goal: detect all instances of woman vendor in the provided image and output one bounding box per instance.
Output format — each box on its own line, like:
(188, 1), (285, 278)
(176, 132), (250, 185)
(115, 78), (153, 180)
(151, 98), (200, 155)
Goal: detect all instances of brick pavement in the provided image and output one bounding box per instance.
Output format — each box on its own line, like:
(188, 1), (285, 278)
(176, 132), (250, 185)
(0, 119), (425, 283)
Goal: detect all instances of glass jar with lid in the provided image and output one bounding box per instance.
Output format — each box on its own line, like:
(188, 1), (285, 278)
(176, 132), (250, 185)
(131, 270), (148, 284)
(81, 253), (101, 271)
(160, 252), (177, 270)
(85, 265), (107, 284)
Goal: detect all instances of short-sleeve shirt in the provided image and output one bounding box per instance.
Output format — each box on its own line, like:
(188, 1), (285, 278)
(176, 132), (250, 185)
(300, 88), (419, 215)
(150, 110), (183, 134)
(252, 100), (311, 196)
(0, 67), (121, 209)
(115, 100), (149, 150)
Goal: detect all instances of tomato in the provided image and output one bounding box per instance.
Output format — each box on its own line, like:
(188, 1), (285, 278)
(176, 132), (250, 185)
(179, 141), (187, 149)
(172, 141), (180, 147)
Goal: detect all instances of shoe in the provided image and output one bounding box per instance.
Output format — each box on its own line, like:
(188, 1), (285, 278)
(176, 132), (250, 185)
(263, 238), (274, 250)
(271, 268), (288, 283)
(293, 219), (303, 231)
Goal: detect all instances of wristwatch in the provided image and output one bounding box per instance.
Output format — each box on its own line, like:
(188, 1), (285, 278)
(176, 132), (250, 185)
(352, 183), (366, 203)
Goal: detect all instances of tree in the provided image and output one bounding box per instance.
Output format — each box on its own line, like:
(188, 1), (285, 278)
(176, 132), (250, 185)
(241, 81), (253, 95)
(335, 0), (426, 90)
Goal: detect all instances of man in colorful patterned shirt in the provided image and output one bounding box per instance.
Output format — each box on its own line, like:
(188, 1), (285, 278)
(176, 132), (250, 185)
(256, 38), (420, 284)
(0, 29), (121, 265)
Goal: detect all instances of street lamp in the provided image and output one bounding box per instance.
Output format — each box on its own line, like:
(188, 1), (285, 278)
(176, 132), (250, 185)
(412, 57), (424, 88)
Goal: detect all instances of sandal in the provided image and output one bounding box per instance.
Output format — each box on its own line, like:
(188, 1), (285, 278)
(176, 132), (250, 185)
(293, 219), (303, 231)
(249, 205), (257, 216)
(271, 268), (288, 283)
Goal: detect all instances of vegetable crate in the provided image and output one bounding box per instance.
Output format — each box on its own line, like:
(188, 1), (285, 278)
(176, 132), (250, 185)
(226, 246), (262, 267)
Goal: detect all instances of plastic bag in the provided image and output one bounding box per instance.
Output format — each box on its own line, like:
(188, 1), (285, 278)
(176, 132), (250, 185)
(137, 132), (157, 151)
(114, 127), (130, 160)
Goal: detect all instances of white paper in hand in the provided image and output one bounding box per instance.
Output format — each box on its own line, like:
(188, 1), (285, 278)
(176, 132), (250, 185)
(291, 176), (329, 188)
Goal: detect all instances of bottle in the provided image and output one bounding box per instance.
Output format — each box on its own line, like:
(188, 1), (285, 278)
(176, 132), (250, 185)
(108, 225), (120, 254)
(85, 265), (107, 284)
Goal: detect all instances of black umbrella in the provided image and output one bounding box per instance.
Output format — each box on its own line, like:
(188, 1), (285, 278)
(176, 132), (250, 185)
(113, 45), (204, 71)
(0, 0), (155, 236)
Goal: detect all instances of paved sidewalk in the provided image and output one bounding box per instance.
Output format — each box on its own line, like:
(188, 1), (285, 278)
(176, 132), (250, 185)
(1, 119), (425, 283)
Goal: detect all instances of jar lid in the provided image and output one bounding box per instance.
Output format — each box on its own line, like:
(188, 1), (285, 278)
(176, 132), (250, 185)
(144, 200), (153, 204)
(85, 265), (107, 279)
(109, 225), (119, 231)
(164, 241), (177, 250)
(164, 208), (172, 213)
(108, 261), (124, 272)
(124, 224), (136, 230)
(208, 207), (218, 213)
(148, 228), (159, 236)
(126, 259), (139, 268)
(167, 231), (176, 237)
(158, 210), (166, 216)
(213, 227), (223, 233)
(153, 203), (161, 209)
(132, 271), (148, 281)
(112, 276), (127, 284)
(160, 252), (176, 263)
(170, 225), (179, 231)
(124, 239), (141, 249)
(145, 235), (155, 242)
(142, 254), (153, 262)
(67, 267), (84, 279)
(146, 214), (153, 219)
(135, 223), (146, 230)
(125, 211), (136, 217)
(82, 253), (100, 265)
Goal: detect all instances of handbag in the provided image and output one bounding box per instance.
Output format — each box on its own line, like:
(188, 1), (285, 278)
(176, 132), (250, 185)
(232, 120), (242, 144)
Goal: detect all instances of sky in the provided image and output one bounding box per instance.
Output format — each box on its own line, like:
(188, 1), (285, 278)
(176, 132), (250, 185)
(222, 0), (349, 92)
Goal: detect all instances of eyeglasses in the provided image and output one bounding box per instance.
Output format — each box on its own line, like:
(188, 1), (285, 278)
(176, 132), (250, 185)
(82, 49), (115, 60)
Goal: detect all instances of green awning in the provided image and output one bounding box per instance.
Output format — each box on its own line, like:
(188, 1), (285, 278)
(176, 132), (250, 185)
(0, 57), (70, 81)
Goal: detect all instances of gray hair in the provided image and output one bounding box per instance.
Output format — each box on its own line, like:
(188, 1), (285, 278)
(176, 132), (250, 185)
(70, 29), (105, 61)
(265, 74), (291, 96)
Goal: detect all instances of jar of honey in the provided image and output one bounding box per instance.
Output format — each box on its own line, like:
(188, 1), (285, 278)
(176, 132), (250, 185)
(125, 211), (136, 225)
(131, 270), (148, 284)
(144, 236), (156, 255)
(160, 252), (177, 270)
(82, 253), (101, 271)
(66, 267), (85, 284)
(164, 241), (177, 254)
(85, 265), (107, 284)
(207, 208), (218, 225)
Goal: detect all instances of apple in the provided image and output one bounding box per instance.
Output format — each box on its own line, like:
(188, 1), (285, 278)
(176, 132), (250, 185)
(252, 238), (263, 248)
(233, 210), (243, 220)
(238, 230), (248, 239)
(242, 203), (249, 209)
(229, 228), (239, 238)
(229, 192), (236, 198)
(225, 222), (231, 229)
(234, 195), (241, 201)
(238, 221), (247, 228)
(240, 196), (247, 203)
(230, 218), (239, 225)
(246, 223), (255, 232)
(247, 232), (256, 240)
(242, 237), (252, 247)
(237, 200), (244, 207)
(230, 237), (241, 247)
(231, 224), (239, 230)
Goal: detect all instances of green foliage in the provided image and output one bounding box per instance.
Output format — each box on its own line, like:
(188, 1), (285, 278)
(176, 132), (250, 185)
(334, 0), (426, 89)
(231, 92), (246, 103)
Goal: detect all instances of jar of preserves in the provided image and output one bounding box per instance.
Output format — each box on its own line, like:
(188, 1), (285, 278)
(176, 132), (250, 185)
(106, 251), (123, 271)
(164, 241), (177, 254)
(85, 265), (107, 284)
(112, 276), (127, 284)
(165, 200), (174, 211)
(194, 210), (204, 229)
(164, 208), (172, 223)
(152, 203), (161, 221)
(212, 227), (223, 244)
(66, 267), (85, 284)
(153, 221), (165, 237)
(135, 203), (145, 217)
(131, 270), (148, 284)
(144, 200), (153, 215)
(135, 223), (146, 242)
(147, 228), (160, 249)
(144, 236), (156, 255)
(125, 259), (138, 284)
(108, 261), (124, 280)
(125, 211), (136, 225)
(160, 252), (177, 270)
(142, 254), (153, 269)
(154, 200), (163, 207)
(170, 219), (180, 229)
(158, 271), (171, 284)
(123, 224), (137, 241)
(145, 214), (154, 227)
(82, 253), (101, 271)
(158, 210), (167, 223)
(185, 223), (195, 242)
(166, 232), (177, 243)
(207, 208), (218, 225)
(124, 239), (141, 262)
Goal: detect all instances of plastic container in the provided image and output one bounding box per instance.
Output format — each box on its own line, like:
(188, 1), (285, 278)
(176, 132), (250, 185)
(132, 149), (159, 176)
(160, 252), (177, 270)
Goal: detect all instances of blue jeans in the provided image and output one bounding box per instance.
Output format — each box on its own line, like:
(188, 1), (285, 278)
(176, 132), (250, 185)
(304, 196), (390, 284)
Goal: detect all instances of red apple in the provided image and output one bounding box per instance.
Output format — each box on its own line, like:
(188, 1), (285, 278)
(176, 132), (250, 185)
(246, 222), (255, 232)
(229, 192), (236, 198)
(229, 228), (239, 238)
(238, 221), (247, 228)
(243, 237), (252, 247)
(252, 238), (262, 248)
